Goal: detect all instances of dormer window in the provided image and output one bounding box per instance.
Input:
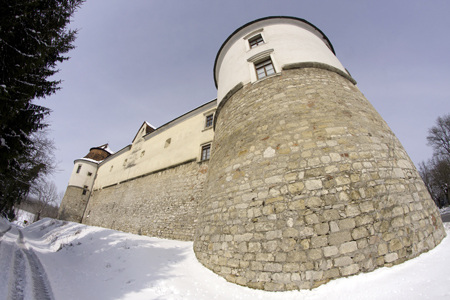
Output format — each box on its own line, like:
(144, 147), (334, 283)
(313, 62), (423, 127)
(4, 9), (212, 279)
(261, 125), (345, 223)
(249, 34), (264, 49)
(255, 58), (275, 80)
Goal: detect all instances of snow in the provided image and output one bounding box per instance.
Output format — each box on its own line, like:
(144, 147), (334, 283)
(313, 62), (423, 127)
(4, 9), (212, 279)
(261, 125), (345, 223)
(76, 157), (101, 164)
(1, 218), (449, 300)
(440, 206), (450, 215)
(12, 209), (35, 227)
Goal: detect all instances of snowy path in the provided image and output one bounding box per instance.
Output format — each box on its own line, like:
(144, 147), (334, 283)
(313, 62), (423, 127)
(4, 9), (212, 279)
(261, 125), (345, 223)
(0, 226), (54, 300)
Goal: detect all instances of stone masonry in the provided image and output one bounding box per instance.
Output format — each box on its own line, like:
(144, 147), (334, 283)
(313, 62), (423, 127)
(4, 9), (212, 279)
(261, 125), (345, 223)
(83, 161), (209, 241)
(58, 186), (90, 223)
(194, 67), (446, 291)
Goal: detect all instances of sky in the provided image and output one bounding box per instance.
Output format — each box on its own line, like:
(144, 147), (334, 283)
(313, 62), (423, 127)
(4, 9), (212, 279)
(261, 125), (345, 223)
(41, 0), (450, 195)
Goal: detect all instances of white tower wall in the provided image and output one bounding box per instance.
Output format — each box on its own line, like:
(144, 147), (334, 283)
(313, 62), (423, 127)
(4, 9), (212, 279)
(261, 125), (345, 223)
(215, 18), (347, 103)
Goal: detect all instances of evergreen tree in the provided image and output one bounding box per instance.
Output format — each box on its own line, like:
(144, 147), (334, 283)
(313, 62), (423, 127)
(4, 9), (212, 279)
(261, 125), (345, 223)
(0, 0), (84, 217)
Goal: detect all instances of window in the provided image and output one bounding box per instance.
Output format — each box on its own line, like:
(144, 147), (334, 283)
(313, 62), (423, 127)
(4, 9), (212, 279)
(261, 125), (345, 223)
(201, 144), (211, 161)
(82, 185), (88, 195)
(205, 114), (214, 128)
(165, 138), (171, 148)
(76, 165), (82, 173)
(87, 172), (93, 177)
(249, 34), (264, 49)
(255, 58), (275, 80)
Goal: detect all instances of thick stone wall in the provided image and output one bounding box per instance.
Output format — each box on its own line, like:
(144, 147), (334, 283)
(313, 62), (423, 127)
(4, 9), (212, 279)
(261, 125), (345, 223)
(58, 186), (90, 223)
(82, 161), (208, 241)
(194, 67), (446, 290)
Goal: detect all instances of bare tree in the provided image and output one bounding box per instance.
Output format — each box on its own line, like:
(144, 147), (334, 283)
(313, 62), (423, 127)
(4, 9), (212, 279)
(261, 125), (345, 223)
(427, 114), (450, 158)
(420, 114), (450, 207)
(30, 180), (59, 222)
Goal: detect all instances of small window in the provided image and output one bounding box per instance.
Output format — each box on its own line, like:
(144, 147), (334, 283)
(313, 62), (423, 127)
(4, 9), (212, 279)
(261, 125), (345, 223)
(82, 185), (88, 195)
(110, 165), (114, 172)
(205, 114), (214, 128)
(165, 138), (171, 148)
(87, 172), (93, 177)
(201, 144), (211, 161)
(76, 165), (82, 173)
(249, 34), (264, 49)
(255, 58), (275, 80)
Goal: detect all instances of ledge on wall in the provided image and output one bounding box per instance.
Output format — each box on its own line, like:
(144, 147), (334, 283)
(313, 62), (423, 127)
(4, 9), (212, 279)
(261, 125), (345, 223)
(282, 61), (357, 85)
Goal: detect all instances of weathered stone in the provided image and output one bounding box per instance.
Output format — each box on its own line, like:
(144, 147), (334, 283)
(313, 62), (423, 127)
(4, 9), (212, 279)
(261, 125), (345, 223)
(334, 256), (353, 267)
(352, 227), (369, 240)
(328, 231), (352, 246)
(64, 46), (446, 293)
(323, 246), (339, 257)
(384, 252), (399, 263)
(340, 264), (360, 276)
(339, 241), (358, 254)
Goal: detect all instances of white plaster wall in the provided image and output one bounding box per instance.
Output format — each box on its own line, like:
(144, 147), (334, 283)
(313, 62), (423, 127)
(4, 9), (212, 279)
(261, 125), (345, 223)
(93, 103), (216, 190)
(68, 159), (98, 189)
(216, 18), (347, 103)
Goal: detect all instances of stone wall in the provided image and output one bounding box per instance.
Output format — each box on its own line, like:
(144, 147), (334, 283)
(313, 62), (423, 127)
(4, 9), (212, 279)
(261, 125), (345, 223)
(58, 186), (90, 223)
(82, 160), (209, 241)
(194, 67), (446, 290)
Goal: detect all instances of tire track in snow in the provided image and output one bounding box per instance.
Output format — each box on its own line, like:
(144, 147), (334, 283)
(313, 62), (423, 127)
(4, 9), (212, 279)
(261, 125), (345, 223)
(8, 248), (27, 300)
(8, 229), (55, 300)
(6, 228), (27, 300)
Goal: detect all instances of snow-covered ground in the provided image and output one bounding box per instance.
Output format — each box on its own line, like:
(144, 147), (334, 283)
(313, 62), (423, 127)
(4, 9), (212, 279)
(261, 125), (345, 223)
(1, 218), (449, 300)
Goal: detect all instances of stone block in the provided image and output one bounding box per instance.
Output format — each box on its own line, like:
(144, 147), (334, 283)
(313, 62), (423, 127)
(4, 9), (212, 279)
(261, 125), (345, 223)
(339, 241), (357, 254)
(264, 263), (283, 272)
(384, 252), (399, 263)
(352, 227), (369, 239)
(334, 256), (353, 267)
(305, 179), (323, 190)
(323, 246), (339, 257)
(338, 218), (356, 230)
(308, 248), (323, 260)
(340, 264), (360, 276)
(314, 222), (330, 235)
(389, 238), (403, 252)
(328, 231), (352, 246)
(311, 235), (328, 248)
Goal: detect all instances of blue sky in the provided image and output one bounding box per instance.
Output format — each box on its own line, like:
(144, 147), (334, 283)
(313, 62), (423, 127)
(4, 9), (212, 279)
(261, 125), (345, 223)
(42, 0), (450, 195)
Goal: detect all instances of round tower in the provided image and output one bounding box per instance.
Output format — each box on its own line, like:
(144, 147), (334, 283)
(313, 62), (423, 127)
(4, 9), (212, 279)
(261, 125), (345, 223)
(194, 17), (445, 291)
(58, 144), (112, 222)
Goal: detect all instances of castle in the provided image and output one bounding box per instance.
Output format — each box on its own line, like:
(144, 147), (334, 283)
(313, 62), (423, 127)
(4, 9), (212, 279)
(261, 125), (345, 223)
(59, 16), (445, 291)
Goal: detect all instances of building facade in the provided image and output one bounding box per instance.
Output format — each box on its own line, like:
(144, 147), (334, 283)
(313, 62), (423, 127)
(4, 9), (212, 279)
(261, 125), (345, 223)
(59, 17), (445, 291)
